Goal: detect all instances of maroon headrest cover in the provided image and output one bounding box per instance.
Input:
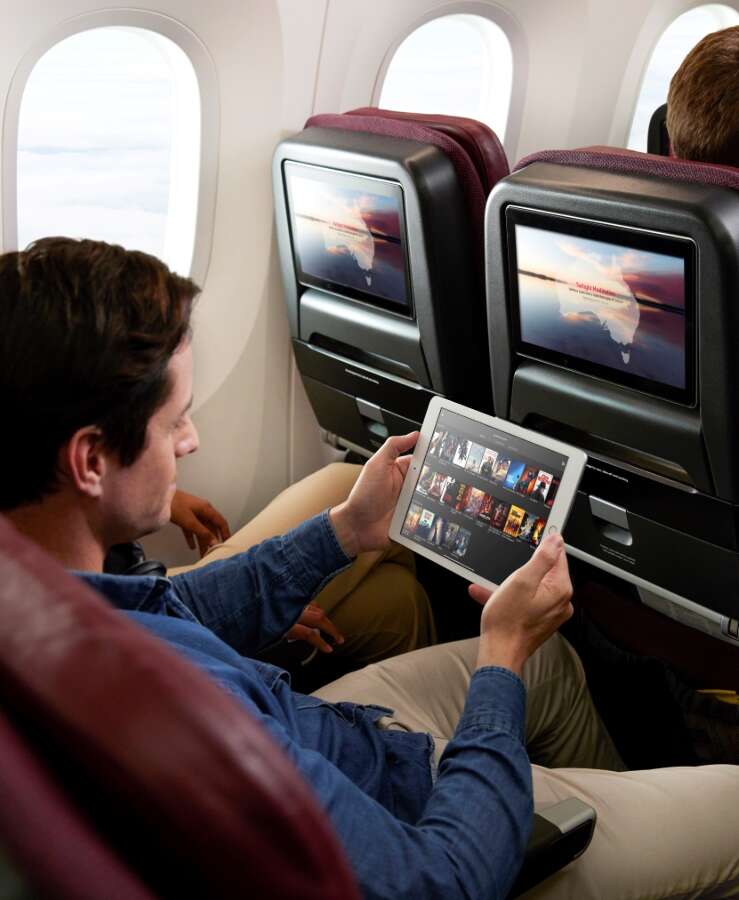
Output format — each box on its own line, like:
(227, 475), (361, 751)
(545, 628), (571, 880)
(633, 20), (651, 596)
(346, 107), (509, 192)
(514, 145), (739, 192)
(305, 111), (489, 229)
(0, 516), (359, 900)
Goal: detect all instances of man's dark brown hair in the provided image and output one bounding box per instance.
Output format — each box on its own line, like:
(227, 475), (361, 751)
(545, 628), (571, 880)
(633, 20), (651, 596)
(0, 237), (199, 510)
(667, 25), (739, 166)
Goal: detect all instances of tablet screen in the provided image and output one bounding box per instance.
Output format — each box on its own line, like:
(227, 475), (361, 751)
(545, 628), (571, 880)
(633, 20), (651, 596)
(400, 407), (570, 585)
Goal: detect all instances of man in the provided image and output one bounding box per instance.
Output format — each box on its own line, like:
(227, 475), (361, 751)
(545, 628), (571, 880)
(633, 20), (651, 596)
(667, 25), (739, 167)
(3, 238), (738, 899)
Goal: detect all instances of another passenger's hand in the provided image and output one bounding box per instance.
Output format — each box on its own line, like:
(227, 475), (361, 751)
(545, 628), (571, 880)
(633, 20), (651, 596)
(170, 489), (231, 557)
(286, 603), (345, 654)
(470, 533), (573, 676)
(329, 431), (418, 557)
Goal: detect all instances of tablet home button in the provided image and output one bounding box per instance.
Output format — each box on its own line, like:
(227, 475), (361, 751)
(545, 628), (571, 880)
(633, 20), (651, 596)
(548, 526), (558, 534)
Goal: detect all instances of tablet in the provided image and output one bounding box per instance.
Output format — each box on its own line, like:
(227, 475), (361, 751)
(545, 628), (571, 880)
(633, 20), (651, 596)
(389, 397), (587, 591)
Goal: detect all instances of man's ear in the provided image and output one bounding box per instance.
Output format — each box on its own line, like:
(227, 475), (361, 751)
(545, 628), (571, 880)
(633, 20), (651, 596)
(59, 426), (108, 498)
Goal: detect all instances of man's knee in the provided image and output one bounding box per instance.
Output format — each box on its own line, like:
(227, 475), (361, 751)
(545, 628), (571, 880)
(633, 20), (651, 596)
(522, 632), (585, 690)
(333, 562), (435, 665)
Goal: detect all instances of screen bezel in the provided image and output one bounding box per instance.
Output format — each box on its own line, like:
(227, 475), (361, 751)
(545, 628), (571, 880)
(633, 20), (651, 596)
(505, 205), (697, 406)
(283, 160), (414, 318)
(389, 396), (587, 592)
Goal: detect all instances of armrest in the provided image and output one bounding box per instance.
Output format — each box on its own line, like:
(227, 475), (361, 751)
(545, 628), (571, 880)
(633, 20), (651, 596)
(509, 798), (596, 897)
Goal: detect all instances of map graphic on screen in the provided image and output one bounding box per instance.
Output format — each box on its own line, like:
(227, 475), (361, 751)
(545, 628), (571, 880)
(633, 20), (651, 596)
(515, 224), (687, 390)
(286, 165), (409, 311)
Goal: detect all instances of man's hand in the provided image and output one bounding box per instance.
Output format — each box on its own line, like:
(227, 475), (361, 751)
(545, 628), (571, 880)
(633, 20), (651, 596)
(170, 490), (231, 557)
(286, 603), (345, 654)
(329, 431), (418, 557)
(470, 533), (574, 676)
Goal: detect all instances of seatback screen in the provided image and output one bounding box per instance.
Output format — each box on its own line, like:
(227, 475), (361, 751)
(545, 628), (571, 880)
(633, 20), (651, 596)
(506, 207), (696, 404)
(284, 161), (412, 316)
(400, 407), (569, 586)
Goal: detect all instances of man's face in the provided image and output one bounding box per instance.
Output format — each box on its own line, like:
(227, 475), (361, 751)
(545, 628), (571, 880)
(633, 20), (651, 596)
(100, 343), (199, 544)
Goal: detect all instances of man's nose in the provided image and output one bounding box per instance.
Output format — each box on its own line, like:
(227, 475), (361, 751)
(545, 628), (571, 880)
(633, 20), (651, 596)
(176, 419), (199, 456)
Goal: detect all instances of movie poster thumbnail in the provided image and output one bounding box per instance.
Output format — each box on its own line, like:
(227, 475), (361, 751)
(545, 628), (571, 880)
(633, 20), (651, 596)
(479, 448), (498, 479)
(530, 471), (553, 503)
(416, 465), (435, 496)
(416, 508), (437, 541)
(491, 500), (511, 530)
(530, 518), (546, 546)
(492, 457), (512, 482)
(478, 493), (494, 524)
(545, 477), (560, 508)
(518, 513), (536, 543)
(464, 442), (486, 474)
(428, 428), (445, 457)
(441, 521), (460, 550)
(503, 505), (526, 538)
(440, 477), (458, 506)
(503, 461), (526, 491)
(427, 471), (449, 501)
(463, 486), (486, 518)
(453, 528), (472, 559)
(515, 465), (539, 496)
(402, 502), (423, 536)
(439, 432), (461, 464)
(452, 440), (472, 468)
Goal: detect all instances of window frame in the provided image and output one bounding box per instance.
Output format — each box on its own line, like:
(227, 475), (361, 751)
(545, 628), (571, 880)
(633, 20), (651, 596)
(1, 9), (219, 285)
(371, 2), (527, 158)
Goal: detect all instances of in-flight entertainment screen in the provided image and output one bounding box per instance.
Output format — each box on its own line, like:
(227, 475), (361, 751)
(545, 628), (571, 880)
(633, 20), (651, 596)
(506, 206), (696, 404)
(284, 161), (412, 315)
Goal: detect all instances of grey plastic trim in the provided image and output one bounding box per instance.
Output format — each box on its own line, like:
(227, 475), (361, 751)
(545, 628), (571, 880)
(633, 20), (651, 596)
(537, 798), (595, 834)
(589, 496), (630, 530)
(356, 398), (384, 423)
(568, 543), (739, 646)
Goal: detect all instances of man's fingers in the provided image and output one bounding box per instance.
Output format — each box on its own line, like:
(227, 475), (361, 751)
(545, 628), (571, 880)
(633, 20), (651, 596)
(183, 529), (196, 550)
(299, 604), (344, 644)
(202, 504), (231, 541)
(468, 583), (493, 606)
(290, 624), (333, 654)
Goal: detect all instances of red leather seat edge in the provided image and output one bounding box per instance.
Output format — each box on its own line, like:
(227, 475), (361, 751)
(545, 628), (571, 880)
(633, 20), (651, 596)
(0, 514), (360, 900)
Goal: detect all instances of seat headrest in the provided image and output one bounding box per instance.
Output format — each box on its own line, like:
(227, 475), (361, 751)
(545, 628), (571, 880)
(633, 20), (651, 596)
(514, 145), (739, 192)
(306, 111), (489, 225)
(0, 515), (359, 899)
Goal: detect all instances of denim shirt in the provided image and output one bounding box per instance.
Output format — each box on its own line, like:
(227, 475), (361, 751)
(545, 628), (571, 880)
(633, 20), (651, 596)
(79, 512), (532, 900)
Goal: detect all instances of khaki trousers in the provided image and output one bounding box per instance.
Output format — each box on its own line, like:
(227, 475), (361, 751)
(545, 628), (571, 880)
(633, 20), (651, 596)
(169, 463), (436, 667)
(315, 635), (739, 899)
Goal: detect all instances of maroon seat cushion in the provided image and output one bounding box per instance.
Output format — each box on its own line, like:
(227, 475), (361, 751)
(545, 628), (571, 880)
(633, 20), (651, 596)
(0, 710), (156, 900)
(346, 107), (509, 193)
(0, 515), (359, 900)
(514, 145), (739, 191)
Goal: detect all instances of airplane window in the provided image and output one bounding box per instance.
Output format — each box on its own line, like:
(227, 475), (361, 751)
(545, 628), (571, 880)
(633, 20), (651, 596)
(16, 27), (200, 275)
(627, 4), (739, 152)
(379, 14), (513, 140)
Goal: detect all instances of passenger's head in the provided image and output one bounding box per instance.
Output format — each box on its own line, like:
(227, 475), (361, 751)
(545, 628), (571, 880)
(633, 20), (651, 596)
(667, 25), (739, 166)
(0, 237), (200, 536)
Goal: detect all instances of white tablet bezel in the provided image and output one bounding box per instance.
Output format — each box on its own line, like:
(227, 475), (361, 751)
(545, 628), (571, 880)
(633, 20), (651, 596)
(389, 396), (587, 591)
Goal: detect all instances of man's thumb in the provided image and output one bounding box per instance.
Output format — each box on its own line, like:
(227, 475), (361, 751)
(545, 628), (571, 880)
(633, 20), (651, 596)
(521, 533), (565, 583)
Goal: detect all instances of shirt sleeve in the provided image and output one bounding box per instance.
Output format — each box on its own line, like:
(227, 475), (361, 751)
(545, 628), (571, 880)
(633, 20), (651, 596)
(169, 511), (352, 654)
(267, 667), (532, 900)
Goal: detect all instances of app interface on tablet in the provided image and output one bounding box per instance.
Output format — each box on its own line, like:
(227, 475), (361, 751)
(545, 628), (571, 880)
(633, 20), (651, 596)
(401, 409), (569, 585)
